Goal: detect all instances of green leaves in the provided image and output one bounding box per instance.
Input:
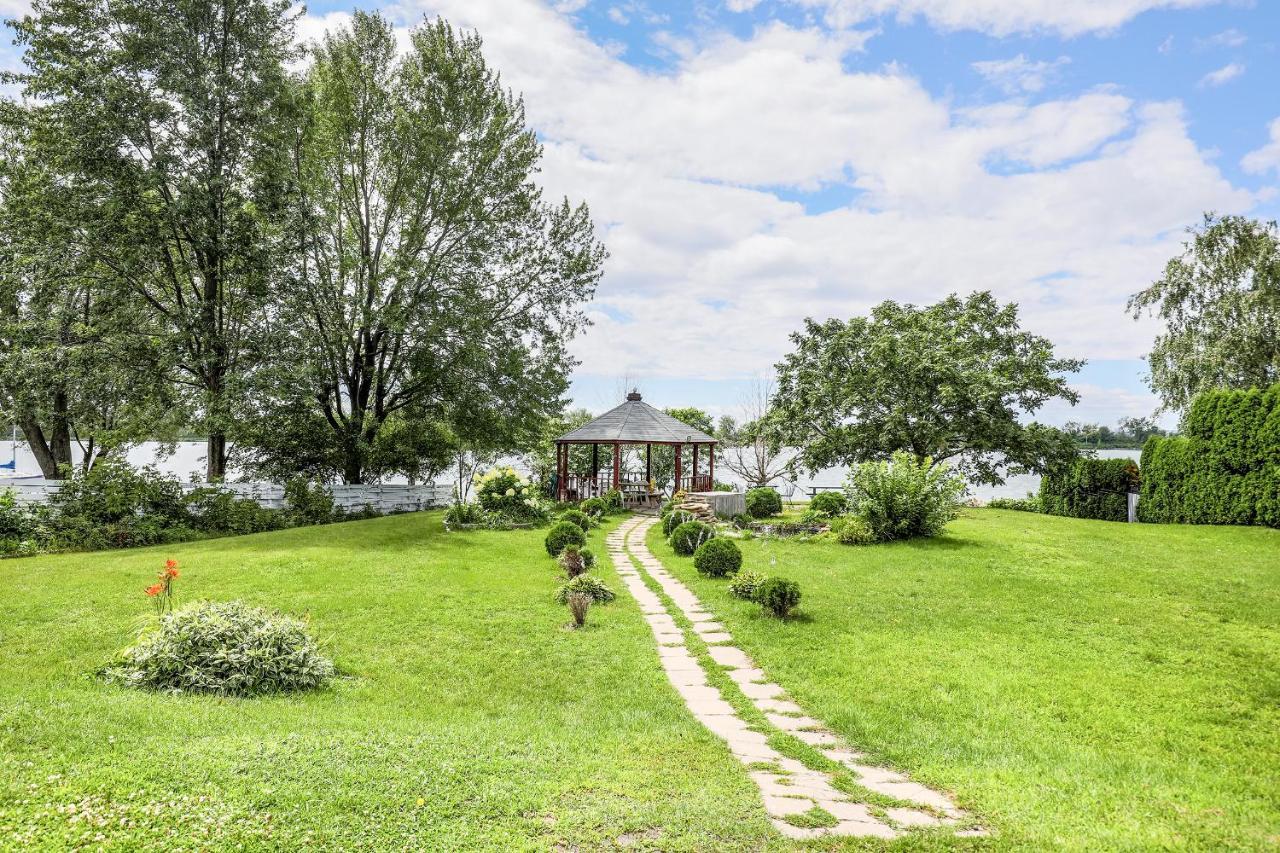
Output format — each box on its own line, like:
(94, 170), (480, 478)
(1129, 214), (1280, 412)
(772, 291), (1083, 485)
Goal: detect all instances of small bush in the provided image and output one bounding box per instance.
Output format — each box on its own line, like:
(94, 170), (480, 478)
(560, 545), (588, 578)
(745, 487), (782, 518)
(103, 600), (335, 696)
(555, 574), (616, 605)
(730, 513), (752, 530)
(830, 515), (875, 545)
(474, 466), (542, 520)
(670, 520), (714, 556)
(662, 509), (696, 537)
(693, 537), (742, 577)
(444, 501), (484, 525)
(807, 491), (847, 517)
(987, 494), (1042, 513)
(602, 489), (624, 513)
(844, 452), (964, 542)
(728, 570), (766, 601)
(659, 499), (675, 518)
(560, 509), (593, 532)
(545, 521), (587, 556)
(566, 592), (591, 627)
(757, 577), (801, 618)
(579, 497), (608, 518)
(185, 487), (286, 535)
(284, 477), (337, 525)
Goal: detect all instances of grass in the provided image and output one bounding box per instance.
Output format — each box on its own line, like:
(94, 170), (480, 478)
(647, 509), (1280, 850)
(0, 512), (788, 851)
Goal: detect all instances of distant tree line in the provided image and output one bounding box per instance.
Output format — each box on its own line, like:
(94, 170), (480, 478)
(0, 3), (604, 484)
(1060, 417), (1169, 448)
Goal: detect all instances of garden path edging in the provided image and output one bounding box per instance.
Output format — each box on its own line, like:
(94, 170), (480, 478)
(605, 514), (988, 842)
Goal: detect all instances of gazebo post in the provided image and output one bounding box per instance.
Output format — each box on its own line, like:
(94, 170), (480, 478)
(645, 444), (652, 485)
(674, 443), (682, 494)
(692, 444), (699, 491)
(591, 444), (599, 495)
(612, 442), (621, 492)
(555, 442), (564, 502)
(708, 442), (715, 489)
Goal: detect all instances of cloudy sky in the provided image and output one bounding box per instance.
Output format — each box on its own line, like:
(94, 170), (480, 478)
(10, 0), (1280, 426)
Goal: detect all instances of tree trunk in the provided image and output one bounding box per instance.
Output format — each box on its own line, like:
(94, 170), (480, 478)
(206, 431), (227, 482)
(18, 389), (74, 479)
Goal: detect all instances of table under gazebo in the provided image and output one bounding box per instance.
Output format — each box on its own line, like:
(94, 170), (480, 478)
(553, 391), (717, 506)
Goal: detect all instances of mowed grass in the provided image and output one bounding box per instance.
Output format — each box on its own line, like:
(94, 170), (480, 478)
(649, 509), (1280, 850)
(0, 513), (784, 851)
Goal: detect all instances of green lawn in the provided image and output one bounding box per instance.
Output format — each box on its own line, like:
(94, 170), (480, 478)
(0, 514), (783, 851)
(648, 509), (1280, 850)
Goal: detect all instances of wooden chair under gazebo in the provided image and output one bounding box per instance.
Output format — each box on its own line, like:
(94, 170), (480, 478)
(553, 391), (717, 507)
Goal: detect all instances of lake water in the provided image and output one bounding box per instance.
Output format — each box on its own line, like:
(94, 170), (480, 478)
(0, 440), (1141, 504)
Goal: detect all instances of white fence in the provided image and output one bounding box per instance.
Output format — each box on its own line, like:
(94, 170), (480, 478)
(1, 479), (453, 514)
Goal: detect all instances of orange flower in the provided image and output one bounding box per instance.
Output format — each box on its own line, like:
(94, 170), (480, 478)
(145, 583), (163, 597)
(165, 559), (178, 570)
(165, 568), (180, 579)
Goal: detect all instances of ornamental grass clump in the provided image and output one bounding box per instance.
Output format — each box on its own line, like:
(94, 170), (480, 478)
(670, 520), (714, 556)
(544, 520), (586, 556)
(556, 575), (615, 628)
(104, 600), (335, 696)
(693, 537), (742, 577)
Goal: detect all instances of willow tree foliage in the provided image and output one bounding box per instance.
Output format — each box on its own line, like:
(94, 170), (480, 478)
(257, 13), (604, 484)
(11, 0), (300, 480)
(771, 292), (1082, 486)
(1128, 214), (1280, 412)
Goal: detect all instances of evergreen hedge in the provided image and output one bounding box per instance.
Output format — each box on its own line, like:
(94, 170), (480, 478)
(1138, 384), (1280, 527)
(1039, 457), (1139, 522)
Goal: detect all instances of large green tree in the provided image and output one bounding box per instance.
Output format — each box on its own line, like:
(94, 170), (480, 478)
(1128, 214), (1280, 412)
(259, 13), (604, 484)
(12, 0), (299, 480)
(0, 114), (175, 477)
(771, 292), (1082, 485)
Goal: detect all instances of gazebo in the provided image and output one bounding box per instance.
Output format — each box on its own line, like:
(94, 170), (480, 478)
(554, 391), (717, 505)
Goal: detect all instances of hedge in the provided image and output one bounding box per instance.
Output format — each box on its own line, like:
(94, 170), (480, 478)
(1039, 457), (1139, 522)
(1139, 384), (1280, 527)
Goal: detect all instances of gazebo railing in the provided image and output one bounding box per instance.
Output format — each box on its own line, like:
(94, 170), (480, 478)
(559, 473), (611, 501)
(679, 474), (714, 493)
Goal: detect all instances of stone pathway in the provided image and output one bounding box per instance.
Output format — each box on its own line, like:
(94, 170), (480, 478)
(606, 515), (986, 842)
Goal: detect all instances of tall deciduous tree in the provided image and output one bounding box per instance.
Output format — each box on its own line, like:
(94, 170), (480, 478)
(1128, 214), (1280, 412)
(0, 113), (176, 477)
(771, 292), (1082, 485)
(12, 0), (299, 480)
(272, 13), (604, 483)
(719, 379), (793, 489)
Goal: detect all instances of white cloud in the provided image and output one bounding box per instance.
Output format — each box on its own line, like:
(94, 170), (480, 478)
(786, 0), (1224, 37)
(726, 0), (765, 10)
(1242, 118), (1280, 177)
(304, 0), (1255, 413)
(1198, 61), (1244, 87)
(1195, 27), (1246, 49)
(972, 54), (1071, 94)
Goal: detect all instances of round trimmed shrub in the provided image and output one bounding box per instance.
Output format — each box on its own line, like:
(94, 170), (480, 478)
(757, 577), (801, 618)
(808, 491), (847, 517)
(745, 487), (782, 518)
(662, 509), (696, 537)
(693, 537), (742, 577)
(670, 520), (714, 556)
(728, 570), (766, 601)
(579, 497), (608, 518)
(545, 521), (586, 556)
(579, 547), (597, 570)
(103, 600), (335, 696)
(560, 509), (593, 531)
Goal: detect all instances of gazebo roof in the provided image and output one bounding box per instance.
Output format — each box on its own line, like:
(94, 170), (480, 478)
(557, 392), (717, 444)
